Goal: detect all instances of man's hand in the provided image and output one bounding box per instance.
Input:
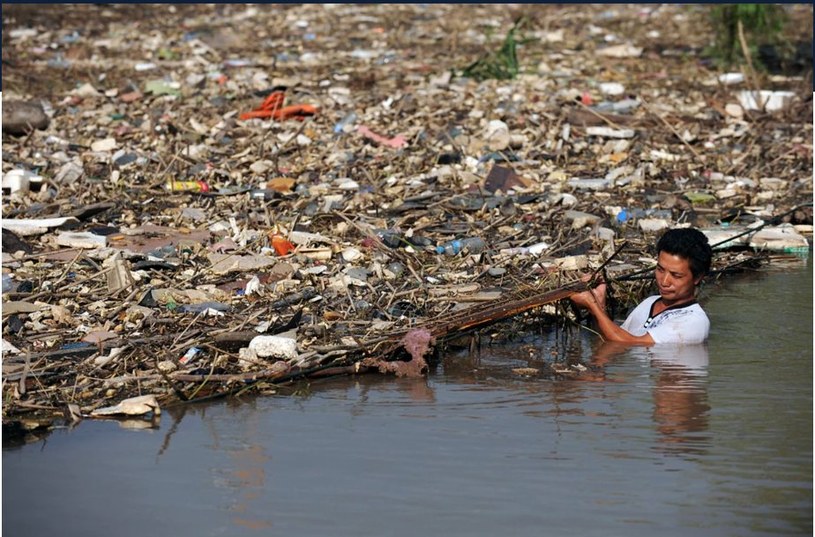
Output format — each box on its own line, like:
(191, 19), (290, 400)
(570, 282), (607, 312)
(568, 275), (655, 346)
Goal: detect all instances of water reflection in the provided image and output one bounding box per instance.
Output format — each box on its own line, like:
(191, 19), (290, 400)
(438, 330), (714, 459)
(161, 402), (273, 531)
(593, 341), (711, 456)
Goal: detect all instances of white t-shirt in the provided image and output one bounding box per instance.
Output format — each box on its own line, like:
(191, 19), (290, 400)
(620, 295), (710, 344)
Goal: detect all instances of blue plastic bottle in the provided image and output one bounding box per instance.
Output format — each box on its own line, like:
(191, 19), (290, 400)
(435, 237), (486, 256)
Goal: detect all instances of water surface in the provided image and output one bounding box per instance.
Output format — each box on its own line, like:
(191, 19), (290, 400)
(4, 258), (812, 537)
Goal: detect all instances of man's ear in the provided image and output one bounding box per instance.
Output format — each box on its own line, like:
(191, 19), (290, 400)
(694, 275), (703, 286)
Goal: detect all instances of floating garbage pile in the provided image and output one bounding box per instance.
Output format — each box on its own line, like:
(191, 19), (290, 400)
(2, 4), (812, 432)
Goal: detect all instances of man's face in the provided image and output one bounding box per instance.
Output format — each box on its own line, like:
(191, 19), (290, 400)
(654, 251), (701, 306)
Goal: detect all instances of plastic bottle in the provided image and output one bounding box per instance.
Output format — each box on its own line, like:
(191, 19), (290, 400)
(406, 235), (433, 248)
(435, 237), (487, 256)
(178, 301), (230, 314)
(333, 112), (358, 134)
(375, 229), (402, 248)
(616, 208), (672, 223)
(593, 98), (640, 114)
(2, 274), (13, 293)
(498, 241), (550, 256)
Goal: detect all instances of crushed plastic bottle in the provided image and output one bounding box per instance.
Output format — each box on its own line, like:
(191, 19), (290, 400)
(146, 245), (178, 260)
(178, 301), (230, 314)
(375, 229), (402, 248)
(593, 98), (640, 114)
(406, 235), (433, 248)
(2, 274), (13, 293)
(435, 237), (487, 256)
(372, 229), (432, 250)
(333, 112), (358, 134)
(47, 53), (72, 69)
(498, 241), (550, 256)
(616, 208), (672, 223)
(568, 177), (612, 190)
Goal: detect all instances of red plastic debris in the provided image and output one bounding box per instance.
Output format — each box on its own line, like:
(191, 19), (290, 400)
(271, 234), (296, 256)
(239, 90), (318, 121)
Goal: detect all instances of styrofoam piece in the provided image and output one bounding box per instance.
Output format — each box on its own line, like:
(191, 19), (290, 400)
(248, 334), (298, 360)
(736, 90), (796, 112)
(91, 395), (161, 417)
(749, 224), (810, 252)
(2, 216), (81, 236)
(3, 169), (43, 194)
(718, 72), (744, 85)
(56, 232), (108, 249)
(701, 227), (751, 250)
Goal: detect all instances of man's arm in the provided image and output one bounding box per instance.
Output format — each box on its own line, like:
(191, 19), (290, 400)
(571, 284), (655, 345)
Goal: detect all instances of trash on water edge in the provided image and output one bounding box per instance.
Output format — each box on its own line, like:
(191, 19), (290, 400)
(90, 395), (161, 418)
(701, 222), (810, 253)
(748, 224), (810, 253)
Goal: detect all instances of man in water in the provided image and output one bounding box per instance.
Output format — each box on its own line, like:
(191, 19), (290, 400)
(571, 227), (713, 345)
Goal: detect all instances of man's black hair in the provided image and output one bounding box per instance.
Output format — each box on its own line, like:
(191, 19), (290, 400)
(656, 228), (713, 279)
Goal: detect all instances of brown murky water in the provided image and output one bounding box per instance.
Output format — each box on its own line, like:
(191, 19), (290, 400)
(4, 257), (812, 537)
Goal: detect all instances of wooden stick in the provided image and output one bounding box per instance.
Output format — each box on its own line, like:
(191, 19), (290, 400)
(19, 351), (31, 396)
(366, 279), (590, 358)
(737, 19), (763, 111)
(574, 99), (626, 131)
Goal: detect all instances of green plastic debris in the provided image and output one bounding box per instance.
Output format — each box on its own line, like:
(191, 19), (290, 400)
(685, 191), (717, 205)
(145, 79), (181, 97)
(157, 47), (179, 61)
